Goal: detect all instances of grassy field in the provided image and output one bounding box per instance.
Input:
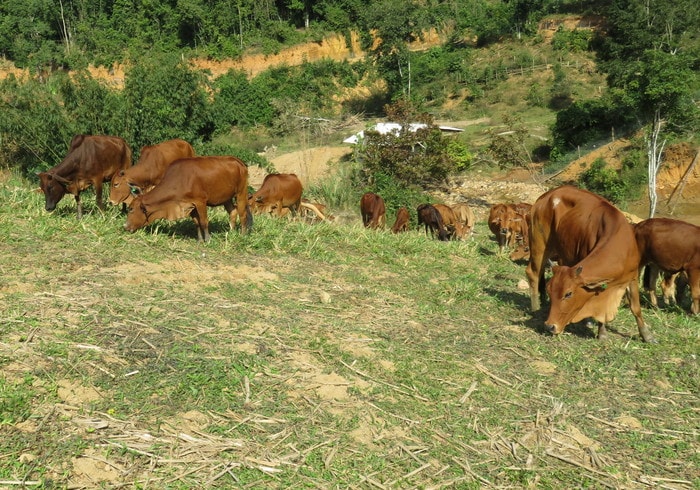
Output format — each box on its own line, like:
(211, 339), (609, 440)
(0, 172), (698, 489)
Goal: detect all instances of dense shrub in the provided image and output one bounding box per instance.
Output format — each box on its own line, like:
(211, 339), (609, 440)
(579, 155), (646, 205)
(0, 76), (75, 175)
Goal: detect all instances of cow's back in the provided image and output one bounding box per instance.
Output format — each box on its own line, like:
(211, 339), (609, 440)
(635, 218), (700, 270)
(149, 156), (247, 205)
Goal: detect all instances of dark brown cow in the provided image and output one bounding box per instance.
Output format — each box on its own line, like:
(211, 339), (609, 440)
(433, 204), (465, 240)
(417, 203), (449, 241)
(250, 173), (303, 217)
(110, 138), (195, 206)
(451, 203), (475, 239)
(360, 192), (386, 229)
(526, 186), (654, 342)
(391, 207), (410, 233)
(634, 217), (700, 314)
(124, 156), (251, 242)
(38, 135), (132, 218)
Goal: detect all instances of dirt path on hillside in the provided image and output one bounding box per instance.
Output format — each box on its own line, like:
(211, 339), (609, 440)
(261, 142), (700, 225)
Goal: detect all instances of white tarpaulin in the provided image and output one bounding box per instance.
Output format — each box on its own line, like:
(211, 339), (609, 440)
(343, 122), (463, 144)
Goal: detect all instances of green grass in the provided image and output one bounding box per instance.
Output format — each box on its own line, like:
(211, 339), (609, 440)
(0, 171), (698, 488)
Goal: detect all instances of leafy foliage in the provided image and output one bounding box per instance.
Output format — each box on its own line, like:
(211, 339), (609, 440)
(358, 100), (458, 187)
(0, 76), (75, 174)
(122, 54), (213, 151)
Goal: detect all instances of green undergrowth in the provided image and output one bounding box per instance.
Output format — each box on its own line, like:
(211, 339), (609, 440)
(0, 172), (698, 488)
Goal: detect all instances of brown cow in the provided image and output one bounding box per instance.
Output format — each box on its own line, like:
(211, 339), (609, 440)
(360, 192), (386, 229)
(110, 138), (195, 206)
(38, 135), (132, 218)
(526, 186), (654, 342)
(634, 217), (700, 314)
(451, 202), (475, 239)
(433, 204), (465, 240)
(417, 203), (449, 241)
(250, 173), (303, 217)
(488, 203), (513, 252)
(391, 207), (410, 233)
(124, 156), (251, 242)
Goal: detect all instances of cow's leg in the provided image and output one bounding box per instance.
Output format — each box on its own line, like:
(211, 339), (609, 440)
(627, 278), (655, 342)
(688, 269), (700, 314)
(526, 252), (546, 311)
(191, 204), (210, 242)
(643, 264), (660, 307)
(74, 194), (83, 219)
(596, 321), (608, 341)
(94, 180), (104, 211)
(235, 187), (249, 234)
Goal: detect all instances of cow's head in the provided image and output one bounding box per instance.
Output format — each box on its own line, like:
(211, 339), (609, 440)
(109, 170), (132, 205)
(544, 265), (612, 335)
(37, 171), (69, 211)
(124, 196), (148, 232)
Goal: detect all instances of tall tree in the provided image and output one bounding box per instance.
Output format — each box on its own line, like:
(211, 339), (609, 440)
(596, 0), (700, 217)
(361, 0), (428, 100)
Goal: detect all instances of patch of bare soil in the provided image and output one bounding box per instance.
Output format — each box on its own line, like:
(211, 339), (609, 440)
(250, 145), (353, 188)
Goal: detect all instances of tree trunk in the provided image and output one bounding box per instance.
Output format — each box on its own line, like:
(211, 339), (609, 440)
(646, 108), (666, 218)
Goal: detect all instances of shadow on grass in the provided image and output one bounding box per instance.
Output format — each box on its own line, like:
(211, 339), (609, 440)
(487, 288), (608, 341)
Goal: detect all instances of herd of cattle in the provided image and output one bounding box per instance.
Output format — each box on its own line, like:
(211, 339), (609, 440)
(36, 135), (698, 342)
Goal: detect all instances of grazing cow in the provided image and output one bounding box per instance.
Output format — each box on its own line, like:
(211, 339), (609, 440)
(250, 173), (303, 217)
(488, 203), (513, 252)
(417, 203), (449, 241)
(38, 135), (132, 218)
(360, 192), (386, 229)
(506, 204), (531, 260)
(451, 203), (476, 238)
(433, 204), (465, 240)
(391, 207), (410, 233)
(124, 156), (251, 242)
(109, 138), (195, 206)
(526, 185), (654, 342)
(634, 217), (700, 314)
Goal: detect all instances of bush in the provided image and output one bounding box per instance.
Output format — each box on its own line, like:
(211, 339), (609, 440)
(0, 76), (76, 175)
(580, 157), (630, 204)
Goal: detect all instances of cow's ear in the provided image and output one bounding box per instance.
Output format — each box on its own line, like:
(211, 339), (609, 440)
(575, 266), (583, 277)
(130, 185), (141, 196)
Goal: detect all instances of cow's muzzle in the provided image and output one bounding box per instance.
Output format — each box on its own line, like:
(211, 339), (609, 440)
(544, 323), (563, 335)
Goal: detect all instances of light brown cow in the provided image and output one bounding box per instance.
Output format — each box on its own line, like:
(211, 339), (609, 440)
(124, 156), (251, 242)
(526, 185), (654, 342)
(38, 135), (132, 219)
(110, 138), (195, 206)
(360, 192), (386, 229)
(391, 207), (410, 233)
(634, 217), (700, 314)
(250, 173), (303, 217)
(451, 203), (475, 238)
(433, 204), (465, 240)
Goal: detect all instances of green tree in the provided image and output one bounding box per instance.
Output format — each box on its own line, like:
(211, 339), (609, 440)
(361, 0), (427, 99)
(122, 54), (213, 151)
